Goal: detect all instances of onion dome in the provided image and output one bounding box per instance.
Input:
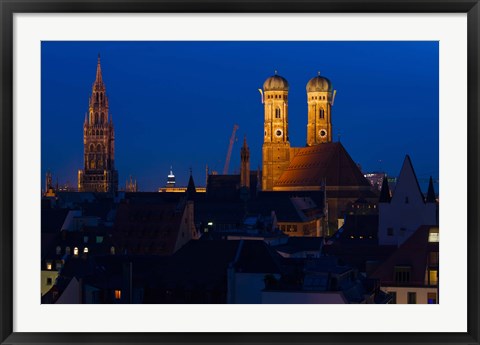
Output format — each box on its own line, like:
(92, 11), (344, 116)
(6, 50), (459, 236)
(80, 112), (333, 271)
(306, 73), (332, 92)
(263, 72), (289, 91)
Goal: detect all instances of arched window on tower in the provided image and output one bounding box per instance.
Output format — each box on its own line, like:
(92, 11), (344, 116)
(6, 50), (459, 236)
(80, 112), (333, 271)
(275, 108), (281, 119)
(89, 144), (95, 152)
(100, 93), (103, 101)
(97, 144), (102, 152)
(101, 113), (105, 124)
(100, 130), (103, 136)
(319, 109), (325, 119)
(96, 93), (99, 102)
(95, 113), (99, 124)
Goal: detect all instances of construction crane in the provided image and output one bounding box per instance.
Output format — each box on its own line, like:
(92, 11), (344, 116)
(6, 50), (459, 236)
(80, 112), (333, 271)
(223, 124), (239, 175)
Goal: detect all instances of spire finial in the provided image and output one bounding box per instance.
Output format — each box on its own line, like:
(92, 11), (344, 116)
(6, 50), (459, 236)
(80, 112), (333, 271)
(317, 71), (321, 76)
(274, 70), (278, 75)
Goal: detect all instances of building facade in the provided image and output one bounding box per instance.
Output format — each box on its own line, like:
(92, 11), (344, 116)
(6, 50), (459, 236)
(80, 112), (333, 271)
(78, 55), (118, 193)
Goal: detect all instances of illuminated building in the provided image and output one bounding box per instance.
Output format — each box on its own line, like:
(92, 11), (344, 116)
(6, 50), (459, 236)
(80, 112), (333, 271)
(261, 72), (376, 230)
(166, 167), (176, 187)
(78, 55), (118, 193)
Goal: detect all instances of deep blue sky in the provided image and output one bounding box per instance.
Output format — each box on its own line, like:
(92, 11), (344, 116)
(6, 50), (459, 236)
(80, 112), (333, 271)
(41, 41), (439, 192)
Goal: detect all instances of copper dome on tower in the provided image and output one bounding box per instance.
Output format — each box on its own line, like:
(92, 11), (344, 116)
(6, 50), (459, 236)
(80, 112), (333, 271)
(263, 73), (289, 91)
(306, 74), (332, 92)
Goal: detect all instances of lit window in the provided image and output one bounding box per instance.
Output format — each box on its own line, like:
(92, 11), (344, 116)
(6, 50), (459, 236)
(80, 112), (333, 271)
(429, 269), (438, 286)
(73, 247), (79, 256)
(46, 261), (52, 270)
(428, 228), (439, 242)
(96, 236), (103, 243)
(115, 290), (122, 300)
(83, 247), (89, 254)
(110, 246), (115, 255)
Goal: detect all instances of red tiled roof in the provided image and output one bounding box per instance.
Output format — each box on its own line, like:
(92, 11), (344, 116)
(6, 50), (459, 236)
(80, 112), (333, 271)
(370, 225), (439, 286)
(274, 142), (371, 188)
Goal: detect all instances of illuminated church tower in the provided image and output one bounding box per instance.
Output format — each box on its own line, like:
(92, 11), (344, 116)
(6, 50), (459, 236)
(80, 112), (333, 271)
(306, 73), (334, 146)
(261, 72), (292, 191)
(78, 55), (118, 193)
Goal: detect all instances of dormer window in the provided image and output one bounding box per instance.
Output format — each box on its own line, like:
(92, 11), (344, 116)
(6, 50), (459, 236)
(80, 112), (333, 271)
(428, 227), (439, 242)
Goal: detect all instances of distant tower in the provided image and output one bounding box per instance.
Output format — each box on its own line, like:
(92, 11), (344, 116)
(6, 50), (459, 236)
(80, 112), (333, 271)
(306, 72), (334, 146)
(126, 175), (138, 192)
(240, 136), (250, 188)
(166, 166), (176, 187)
(78, 55), (118, 193)
(45, 170), (53, 193)
(262, 72), (291, 191)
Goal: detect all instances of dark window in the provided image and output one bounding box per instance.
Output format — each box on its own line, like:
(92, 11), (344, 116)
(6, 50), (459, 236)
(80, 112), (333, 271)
(427, 292), (437, 304)
(407, 292), (416, 304)
(405, 196), (409, 203)
(46, 278), (53, 286)
(275, 108), (281, 118)
(319, 109), (324, 119)
(429, 251), (439, 266)
(394, 266), (411, 284)
(387, 227), (394, 236)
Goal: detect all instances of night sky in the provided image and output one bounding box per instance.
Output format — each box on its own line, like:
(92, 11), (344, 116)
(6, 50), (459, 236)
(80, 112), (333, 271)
(41, 41), (439, 192)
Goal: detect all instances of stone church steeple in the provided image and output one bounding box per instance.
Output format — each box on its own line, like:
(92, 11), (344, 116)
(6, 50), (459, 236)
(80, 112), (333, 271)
(240, 136), (250, 188)
(261, 72), (292, 191)
(306, 72), (334, 146)
(78, 55), (118, 193)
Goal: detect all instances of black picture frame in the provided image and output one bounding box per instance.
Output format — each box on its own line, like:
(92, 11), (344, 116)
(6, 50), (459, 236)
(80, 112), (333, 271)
(1, 1), (479, 344)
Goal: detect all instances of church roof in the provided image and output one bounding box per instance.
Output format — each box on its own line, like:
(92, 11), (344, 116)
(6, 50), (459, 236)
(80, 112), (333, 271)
(274, 142), (371, 189)
(263, 73), (289, 91)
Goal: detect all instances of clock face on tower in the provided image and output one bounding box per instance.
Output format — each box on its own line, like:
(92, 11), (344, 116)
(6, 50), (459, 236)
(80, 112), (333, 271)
(319, 129), (327, 138)
(275, 129), (283, 137)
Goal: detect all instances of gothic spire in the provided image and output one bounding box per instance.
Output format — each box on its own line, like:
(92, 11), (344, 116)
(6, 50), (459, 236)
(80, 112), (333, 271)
(379, 174), (391, 203)
(94, 53), (104, 90)
(186, 171), (196, 200)
(426, 176), (436, 203)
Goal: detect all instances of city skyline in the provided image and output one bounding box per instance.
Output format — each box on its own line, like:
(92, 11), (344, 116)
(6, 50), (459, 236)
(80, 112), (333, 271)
(41, 41), (439, 191)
